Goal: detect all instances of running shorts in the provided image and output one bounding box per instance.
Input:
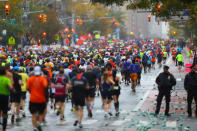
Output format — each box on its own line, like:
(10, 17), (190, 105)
(21, 92), (26, 100)
(130, 73), (138, 81)
(178, 61), (183, 66)
(85, 87), (96, 98)
(72, 96), (85, 107)
(29, 102), (46, 114)
(55, 96), (66, 103)
(0, 94), (9, 114)
(101, 90), (112, 100)
(10, 93), (21, 103)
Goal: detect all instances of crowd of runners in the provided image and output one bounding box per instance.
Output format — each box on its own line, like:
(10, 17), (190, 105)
(0, 39), (195, 131)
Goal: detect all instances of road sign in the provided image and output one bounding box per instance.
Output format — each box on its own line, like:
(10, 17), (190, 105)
(8, 36), (15, 45)
(9, 20), (17, 25)
(54, 34), (59, 41)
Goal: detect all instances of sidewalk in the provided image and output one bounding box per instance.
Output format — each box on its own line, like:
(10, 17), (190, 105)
(124, 49), (197, 131)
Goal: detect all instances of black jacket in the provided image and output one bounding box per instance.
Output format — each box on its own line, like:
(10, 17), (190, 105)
(184, 72), (197, 92)
(156, 72), (176, 91)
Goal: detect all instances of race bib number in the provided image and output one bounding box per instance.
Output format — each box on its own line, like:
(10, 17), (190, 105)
(113, 86), (119, 90)
(52, 88), (55, 93)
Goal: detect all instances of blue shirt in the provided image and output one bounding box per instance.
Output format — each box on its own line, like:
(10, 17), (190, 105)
(129, 63), (140, 73)
(123, 61), (130, 70)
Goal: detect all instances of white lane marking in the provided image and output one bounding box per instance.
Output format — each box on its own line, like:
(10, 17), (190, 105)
(133, 91), (150, 111)
(111, 120), (126, 126)
(133, 57), (172, 111)
(83, 120), (98, 125)
(176, 78), (182, 81)
(95, 109), (104, 113)
(120, 110), (128, 114)
(139, 121), (149, 126)
(166, 121), (177, 128)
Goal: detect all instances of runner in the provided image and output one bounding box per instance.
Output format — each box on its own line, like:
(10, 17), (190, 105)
(122, 59), (130, 85)
(101, 71), (115, 117)
(157, 51), (163, 68)
(176, 52), (184, 71)
(52, 66), (69, 122)
(10, 66), (23, 125)
(142, 53), (148, 73)
(163, 50), (168, 64)
(129, 60), (140, 92)
(0, 66), (13, 131)
(112, 68), (121, 116)
(83, 65), (98, 118)
(18, 68), (28, 118)
(27, 66), (48, 131)
(71, 68), (89, 128)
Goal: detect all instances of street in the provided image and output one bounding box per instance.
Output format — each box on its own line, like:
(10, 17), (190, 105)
(6, 51), (197, 131)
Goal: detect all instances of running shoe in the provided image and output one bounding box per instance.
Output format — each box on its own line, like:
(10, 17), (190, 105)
(73, 120), (78, 126)
(79, 123), (83, 128)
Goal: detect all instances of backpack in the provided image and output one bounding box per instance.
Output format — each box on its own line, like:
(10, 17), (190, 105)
(54, 76), (66, 97)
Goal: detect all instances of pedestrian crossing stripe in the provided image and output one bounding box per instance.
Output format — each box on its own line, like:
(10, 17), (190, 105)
(166, 121), (177, 128)
(83, 119), (98, 125)
(111, 120), (126, 126)
(176, 78), (182, 81)
(95, 109), (129, 114)
(95, 109), (104, 113)
(138, 121), (149, 126)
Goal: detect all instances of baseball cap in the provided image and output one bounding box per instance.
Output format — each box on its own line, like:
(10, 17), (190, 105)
(13, 66), (19, 71)
(34, 66), (41, 75)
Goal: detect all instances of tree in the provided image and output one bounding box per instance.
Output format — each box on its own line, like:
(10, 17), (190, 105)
(0, 0), (25, 46)
(91, 0), (197, 44)
(29, 8), (62, 44)
(64, 0), (126, 38)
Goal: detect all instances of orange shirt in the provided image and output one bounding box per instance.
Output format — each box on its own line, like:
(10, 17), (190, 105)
(27, 76), (48, 103)
(43, 68), (52, 78)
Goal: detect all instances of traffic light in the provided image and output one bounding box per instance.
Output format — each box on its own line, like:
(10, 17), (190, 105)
(4, 4), (10, 16)
(38, 14), (43, 22)
(157, 4), (161, 10)
(79, 19), (83, 25)
(147, 14), (151, 22)
(38, 39), (41, 43)
(42, 32), (47, 37)
(43, 14), (47, 23)
(76, 18), (83, 25)
(115, 22), (119, 26)
(76, 18), (80, 23)
(65, 28), (69, 33)
(71, 28), (75, 33)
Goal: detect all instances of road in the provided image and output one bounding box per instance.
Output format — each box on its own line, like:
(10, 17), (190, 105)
(6, 51), (197, 131)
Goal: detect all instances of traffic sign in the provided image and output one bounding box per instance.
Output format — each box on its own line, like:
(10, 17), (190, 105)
(8, 36), (15, 45)
(9, 20), (17, 25)
(54, 34), (60, 41)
